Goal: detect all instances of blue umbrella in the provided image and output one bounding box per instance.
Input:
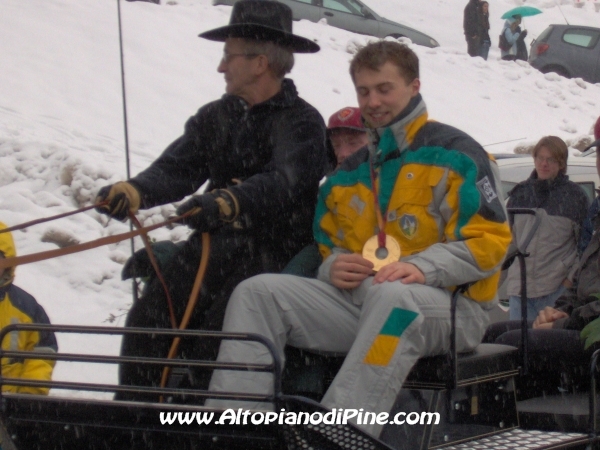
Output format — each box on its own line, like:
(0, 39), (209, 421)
(501, 6), (542, 19)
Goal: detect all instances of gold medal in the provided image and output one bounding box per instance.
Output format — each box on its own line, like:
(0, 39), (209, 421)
(362, 234), (401, 272)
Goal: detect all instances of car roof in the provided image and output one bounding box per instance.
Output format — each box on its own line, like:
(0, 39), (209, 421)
(546, 24), (600, 32)
(491, 153), (530, 160)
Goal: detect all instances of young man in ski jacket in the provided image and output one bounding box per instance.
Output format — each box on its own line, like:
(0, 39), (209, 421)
(93, 1), (327, 399)
(206, 41), (512, 438)
(0, 222), (57, 395)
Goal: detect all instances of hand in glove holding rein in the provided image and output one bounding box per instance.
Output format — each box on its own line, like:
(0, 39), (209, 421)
(95, 182), (141, 221)
(175, 189), (239, 232)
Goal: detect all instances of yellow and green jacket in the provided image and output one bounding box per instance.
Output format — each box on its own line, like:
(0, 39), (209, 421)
(314, 95), (512, 308)
(0, 222), (57, 395)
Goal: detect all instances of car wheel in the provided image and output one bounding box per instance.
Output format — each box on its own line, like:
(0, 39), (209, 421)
(540, 65), (571, 79)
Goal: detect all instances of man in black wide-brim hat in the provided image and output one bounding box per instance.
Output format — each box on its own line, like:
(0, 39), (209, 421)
(94, 0), (327, 400)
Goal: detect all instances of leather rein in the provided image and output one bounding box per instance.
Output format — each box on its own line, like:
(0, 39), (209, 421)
(0, 205), (211, 392)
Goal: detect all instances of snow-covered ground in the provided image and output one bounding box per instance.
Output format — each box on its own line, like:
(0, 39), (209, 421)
(0, 0), (599, 393)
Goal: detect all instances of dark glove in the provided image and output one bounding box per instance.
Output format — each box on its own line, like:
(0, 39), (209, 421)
(519, 30), (528, 39)
(175, 193), (222, 232)
(95, 182), (141, 221)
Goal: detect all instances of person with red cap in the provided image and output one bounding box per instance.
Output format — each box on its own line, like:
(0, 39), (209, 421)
(281, 107), (368, 277)
(327, 106), (368, 167)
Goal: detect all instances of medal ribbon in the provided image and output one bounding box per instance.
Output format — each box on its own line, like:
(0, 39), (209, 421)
(369, 158), (387, 249)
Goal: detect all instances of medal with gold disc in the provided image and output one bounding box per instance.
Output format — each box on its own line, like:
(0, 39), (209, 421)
(362, 159), (401, 271)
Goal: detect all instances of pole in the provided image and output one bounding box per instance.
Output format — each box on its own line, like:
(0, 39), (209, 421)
(116, 0), (140, 303)
(483, 137), (527, 147)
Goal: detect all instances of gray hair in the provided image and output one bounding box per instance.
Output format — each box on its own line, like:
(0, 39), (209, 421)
(242, 40), (294, 79)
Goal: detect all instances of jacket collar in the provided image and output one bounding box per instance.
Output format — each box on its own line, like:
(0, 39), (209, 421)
(366, 94), (429, 165)
(523, 169), (569, 194)
(529, 169), (569, 184)
(223, 78), (298, 111)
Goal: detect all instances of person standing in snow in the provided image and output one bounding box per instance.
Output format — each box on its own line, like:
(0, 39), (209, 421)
(94, 0), (327, 399)
(205, 41), (511, 439)
(501, 15), (527, 61)
(0, 222), (57, 395)
(464, 0), (482, 57)
(478, 1), (491, 60)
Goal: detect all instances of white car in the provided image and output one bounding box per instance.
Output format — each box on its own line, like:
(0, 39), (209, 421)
(497, 155), (599, 203)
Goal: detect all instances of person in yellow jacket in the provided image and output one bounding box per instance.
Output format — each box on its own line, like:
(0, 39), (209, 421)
(0, 222), (57, 395)
(206, 41), (511, 439)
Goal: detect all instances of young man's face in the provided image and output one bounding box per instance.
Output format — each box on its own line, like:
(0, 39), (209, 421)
(354, 61), (420, 128)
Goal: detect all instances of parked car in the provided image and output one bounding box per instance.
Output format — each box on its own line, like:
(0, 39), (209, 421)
(212, 0), (440, 48)
(491, 155), (599, 322)
(529, 24), (600, 83)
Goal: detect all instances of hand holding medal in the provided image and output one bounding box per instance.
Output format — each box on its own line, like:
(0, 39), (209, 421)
(362, 234), (401, 272)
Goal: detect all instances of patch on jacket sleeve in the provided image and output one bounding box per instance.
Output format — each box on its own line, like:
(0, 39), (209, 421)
(476, 176), (498, 204)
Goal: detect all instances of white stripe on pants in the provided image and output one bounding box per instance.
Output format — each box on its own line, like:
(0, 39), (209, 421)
(206, 274), (489, 437)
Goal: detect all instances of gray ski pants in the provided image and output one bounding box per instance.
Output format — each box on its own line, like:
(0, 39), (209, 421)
(206, 274), (489, 437)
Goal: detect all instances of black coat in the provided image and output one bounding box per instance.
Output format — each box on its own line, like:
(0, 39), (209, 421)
(130, 78), (328, 264)
(463, 0), (480, 37)
(478, 9), (490, 42)
(117, 79), (327, 398)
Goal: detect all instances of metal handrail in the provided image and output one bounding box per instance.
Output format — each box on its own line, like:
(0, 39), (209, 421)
(507, 207), (541, 376)
(0, 324), (283, 406)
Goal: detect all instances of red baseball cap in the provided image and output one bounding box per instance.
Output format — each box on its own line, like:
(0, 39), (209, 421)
(327, 107), (365, 132)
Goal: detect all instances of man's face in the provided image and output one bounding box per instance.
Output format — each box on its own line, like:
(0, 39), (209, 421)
(329, 129), (368, 166)
(354, 61), (420, 128)
(217, 38), (260, 101)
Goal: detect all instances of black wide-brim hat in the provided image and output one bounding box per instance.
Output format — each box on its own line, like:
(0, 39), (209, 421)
(199, 0), (320, 53)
